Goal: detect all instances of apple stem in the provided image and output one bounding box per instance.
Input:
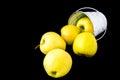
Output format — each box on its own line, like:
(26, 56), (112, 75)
(34, 44), (40, 50)
(80, 26), (84, 32)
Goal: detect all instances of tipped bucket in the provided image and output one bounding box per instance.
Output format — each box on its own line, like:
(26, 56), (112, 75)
(71, 7), (107, 40)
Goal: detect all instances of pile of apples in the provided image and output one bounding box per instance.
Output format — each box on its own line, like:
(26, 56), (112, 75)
(35, 11), (98, 78)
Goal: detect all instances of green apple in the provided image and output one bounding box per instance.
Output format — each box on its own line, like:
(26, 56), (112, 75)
(68, 11), (86, 25)
(73, 32), (97, 57)
(43, 48), (72, 78)
(76, 17), (94, 33)
(40, 31), (66, 54)
(61, 25), (80, 45)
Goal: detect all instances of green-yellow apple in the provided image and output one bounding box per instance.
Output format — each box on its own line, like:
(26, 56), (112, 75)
(43, 48), (72, 78)
(68, 11), (86, 25)
(76, 17), (94, 33)
(73, 32), (97, 57)
(40, 31), (66, 54)
(61, 25), (80, 45)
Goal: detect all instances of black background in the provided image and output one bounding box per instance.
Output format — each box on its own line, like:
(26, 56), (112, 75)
(30, 0), (114, 80)
(4, 0), (116, 80)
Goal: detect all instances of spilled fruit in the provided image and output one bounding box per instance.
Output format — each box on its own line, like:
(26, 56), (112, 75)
(39, 31), (66, 54)
(33, 7), (107, 78)
(43, 48), (72, 78)
(76, 17), (94, 33)
(61, 24), (80, 45)
(73, 32), (97, 57)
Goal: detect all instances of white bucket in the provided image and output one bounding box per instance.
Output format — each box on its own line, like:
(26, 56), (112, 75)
(75, 7), (107, 40)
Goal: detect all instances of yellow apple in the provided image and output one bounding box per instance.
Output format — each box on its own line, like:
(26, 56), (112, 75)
(73, 32), (97, 57)
(40, 31), (66, 54)
(76, 17), (94, 33)
(61, 25), (80, 45)
(43, 48), (72, 78)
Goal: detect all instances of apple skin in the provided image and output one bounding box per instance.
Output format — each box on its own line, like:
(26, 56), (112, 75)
(61, 25), (80, 45)
(73, 32), (97, 57)
(40, 31), (66, 54)
(43, 48), (72, 78)
(76, 17), (94, 34)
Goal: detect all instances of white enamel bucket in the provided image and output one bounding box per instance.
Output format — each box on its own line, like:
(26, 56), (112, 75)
(75, 7), (107, 40)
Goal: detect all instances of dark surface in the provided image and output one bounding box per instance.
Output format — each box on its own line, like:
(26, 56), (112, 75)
(4, 0), (116, 80)
(30, 0), (114, 80)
